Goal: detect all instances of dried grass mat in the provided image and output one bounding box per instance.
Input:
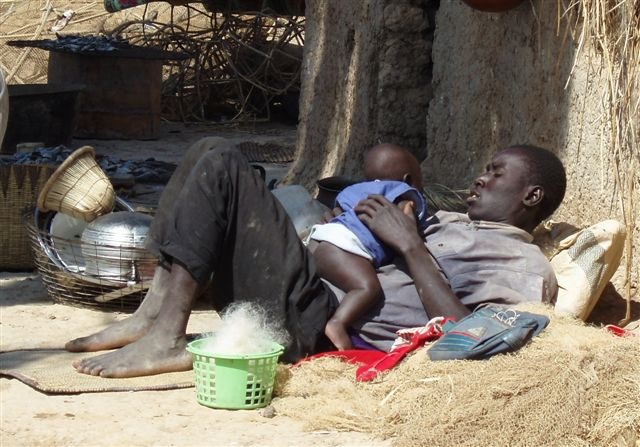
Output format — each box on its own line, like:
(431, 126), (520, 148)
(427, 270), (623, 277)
(274, 305), (640, 447)
(0, 349), (194, 394)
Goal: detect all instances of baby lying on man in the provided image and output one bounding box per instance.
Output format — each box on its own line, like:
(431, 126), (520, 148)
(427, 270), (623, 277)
(308, 143), (428, 350)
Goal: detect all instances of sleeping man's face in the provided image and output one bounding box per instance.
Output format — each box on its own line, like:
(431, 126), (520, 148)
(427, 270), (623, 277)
(467, 149), (533, 225)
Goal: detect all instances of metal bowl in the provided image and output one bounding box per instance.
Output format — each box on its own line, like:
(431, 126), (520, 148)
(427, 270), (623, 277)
(49, 212), (88, 272)
(33, 195), (134, 277)
(81, 211), (156, 284)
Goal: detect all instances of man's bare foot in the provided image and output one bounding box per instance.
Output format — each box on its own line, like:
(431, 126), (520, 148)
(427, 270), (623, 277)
(65, 314), (154, 353)
(71, 262), (199, 377)
(72, 333), (192, 378)
(325, 318), (353, 351)
(66, 268), (170, 353)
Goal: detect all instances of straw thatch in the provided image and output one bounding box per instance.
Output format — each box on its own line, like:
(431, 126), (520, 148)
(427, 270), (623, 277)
(273, 304), (640, 446)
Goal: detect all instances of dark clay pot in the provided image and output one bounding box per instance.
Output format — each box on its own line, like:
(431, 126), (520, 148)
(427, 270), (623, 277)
(460, 0), (525, 12)
(316, 176), (359, 208)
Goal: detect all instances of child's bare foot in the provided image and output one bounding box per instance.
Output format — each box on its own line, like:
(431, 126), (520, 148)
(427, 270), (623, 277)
(324, 318), (353, 351)
(72, 332), (192, 378)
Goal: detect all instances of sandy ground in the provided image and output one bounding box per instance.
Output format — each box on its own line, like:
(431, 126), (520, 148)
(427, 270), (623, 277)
(0, 272), (390, 447)
(0, 123), (391, 447)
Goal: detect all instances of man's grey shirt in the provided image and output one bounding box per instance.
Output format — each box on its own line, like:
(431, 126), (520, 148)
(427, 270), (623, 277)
(324, 211), (558, 351)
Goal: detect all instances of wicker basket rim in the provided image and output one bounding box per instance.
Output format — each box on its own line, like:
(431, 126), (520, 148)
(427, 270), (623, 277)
(36, 145), (98, 212)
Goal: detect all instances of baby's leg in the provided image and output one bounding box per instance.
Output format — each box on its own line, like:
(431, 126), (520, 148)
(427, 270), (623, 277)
(312, 242), (383, 350)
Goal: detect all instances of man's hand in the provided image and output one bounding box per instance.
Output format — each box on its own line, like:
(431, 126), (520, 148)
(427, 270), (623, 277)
(356, 195), (470, 320)
(354, 195), (423, 255)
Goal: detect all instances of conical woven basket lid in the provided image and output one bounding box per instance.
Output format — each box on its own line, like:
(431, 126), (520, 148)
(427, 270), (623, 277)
(37, 146), (115, 222)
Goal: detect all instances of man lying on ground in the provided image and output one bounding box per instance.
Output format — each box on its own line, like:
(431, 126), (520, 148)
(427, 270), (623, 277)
(65, 137), (566, 378)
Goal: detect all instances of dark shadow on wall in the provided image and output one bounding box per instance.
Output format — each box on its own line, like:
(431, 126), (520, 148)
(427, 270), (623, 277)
(289, 0), (440, 188)
(287, 0), (386, 188)
(424, 1), (577, 189)
(587, 282), (640, 327)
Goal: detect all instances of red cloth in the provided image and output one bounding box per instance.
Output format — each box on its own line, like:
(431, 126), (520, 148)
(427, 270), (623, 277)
(605, 324), (639, 338)
(297, 317), (455, 381)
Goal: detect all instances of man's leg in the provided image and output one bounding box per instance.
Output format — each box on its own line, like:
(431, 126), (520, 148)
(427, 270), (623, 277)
(71, 142), (334, 377)
(72, 261), (198, 377)
(65, 265), (170, 352)
(65, 137), (228, 353)
(155, 146), (335, 363)
(147, 136), (230, 248)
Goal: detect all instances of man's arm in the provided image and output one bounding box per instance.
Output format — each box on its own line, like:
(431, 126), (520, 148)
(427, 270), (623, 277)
(354, 195), (470, 320)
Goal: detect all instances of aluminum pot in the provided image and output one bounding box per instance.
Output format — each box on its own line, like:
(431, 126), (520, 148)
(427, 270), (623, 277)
(81, 211), (156, 283)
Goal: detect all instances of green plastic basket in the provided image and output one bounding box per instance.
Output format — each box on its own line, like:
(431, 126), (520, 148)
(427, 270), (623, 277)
(186, 337), (284, 410)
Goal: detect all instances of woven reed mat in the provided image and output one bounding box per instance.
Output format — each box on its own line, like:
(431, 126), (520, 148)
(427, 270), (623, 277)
(0, 349), (194, 394)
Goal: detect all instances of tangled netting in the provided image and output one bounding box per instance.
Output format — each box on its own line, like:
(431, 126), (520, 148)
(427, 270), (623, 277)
(273, 303), (640, 447)
(110, 4), (304, 123)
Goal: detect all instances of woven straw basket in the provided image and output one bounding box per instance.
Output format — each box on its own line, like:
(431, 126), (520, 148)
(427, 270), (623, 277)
(0, 164), (55, 270)
(24, 213), (149, 311)
(37, 146), (115, 222)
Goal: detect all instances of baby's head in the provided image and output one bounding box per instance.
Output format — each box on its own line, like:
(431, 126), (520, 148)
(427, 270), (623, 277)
(363, 143), (423, 189)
